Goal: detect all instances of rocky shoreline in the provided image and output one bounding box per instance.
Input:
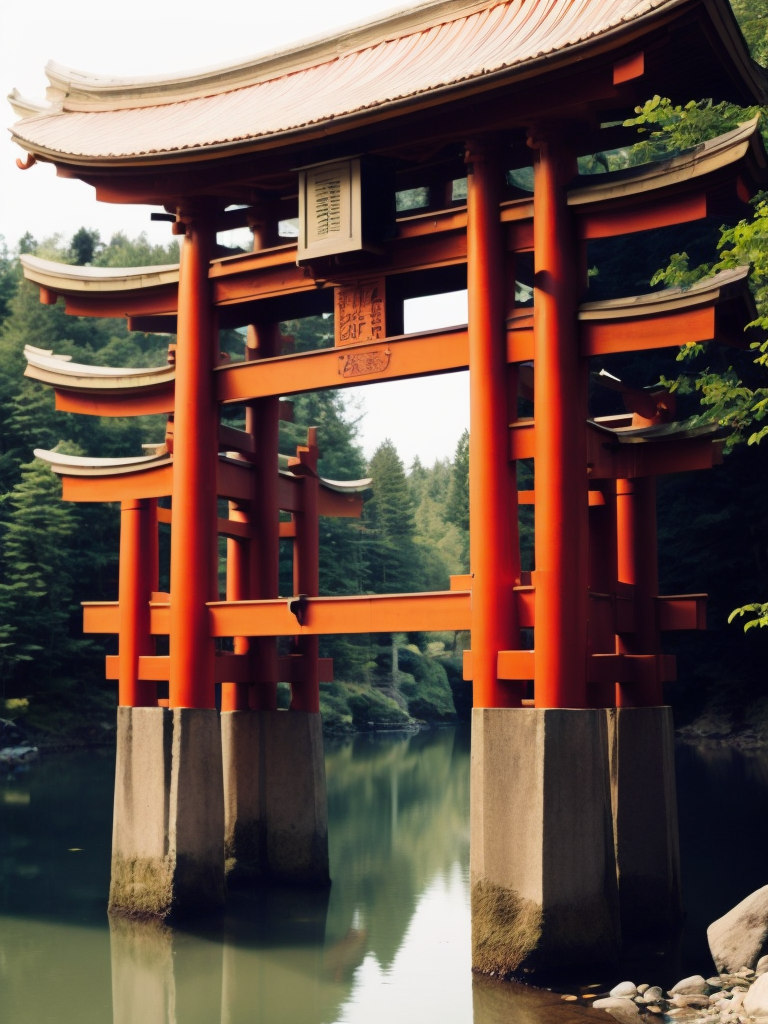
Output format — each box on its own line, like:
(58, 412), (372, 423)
(587, 887), (768, 1024)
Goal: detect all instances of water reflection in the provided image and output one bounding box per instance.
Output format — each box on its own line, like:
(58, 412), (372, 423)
(3, 729), (763, 1024)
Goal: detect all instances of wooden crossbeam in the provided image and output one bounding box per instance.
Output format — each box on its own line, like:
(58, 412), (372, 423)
(83, 587), (704, 640)
(104, 653), (334, 683)
(461, 649), (677, 685)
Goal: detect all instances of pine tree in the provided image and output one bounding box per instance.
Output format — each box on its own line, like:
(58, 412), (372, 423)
(365, 439), (422, 593)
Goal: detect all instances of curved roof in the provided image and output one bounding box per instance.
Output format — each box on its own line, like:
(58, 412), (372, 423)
(578, 264), (752, 320)
(35, 446), (371, 493)
(9, 0), (767, 167)
(19, 254), (178, 292)
(568, 117), (767, 208)
(24, 345), (175, 391)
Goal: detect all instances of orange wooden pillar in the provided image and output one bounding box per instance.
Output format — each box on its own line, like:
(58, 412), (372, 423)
(465, 139), (521, 709)
(616, 477), (662, 706)
(169, 206), (218, 710)
(222, 503), (251, 712)
(248, 322), (280, 712)
(587, 485), (618, 708)
(118, 498), (157, 707)
(529, 128), (588, 709)
(290, 428), (320, 713)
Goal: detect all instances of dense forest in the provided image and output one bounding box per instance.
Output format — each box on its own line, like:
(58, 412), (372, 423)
(1, 0), (768, 743)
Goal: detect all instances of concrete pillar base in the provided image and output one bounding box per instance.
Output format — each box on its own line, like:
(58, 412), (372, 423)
(470, 708), (620, 976)
(221, 710), (329, 885)
(607, 706), (683, 940)
(109, 706), (225, 920)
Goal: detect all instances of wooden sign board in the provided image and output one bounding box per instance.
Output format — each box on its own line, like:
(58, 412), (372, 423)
(334, 277), (386, 345)
(297, 158), (362, 262)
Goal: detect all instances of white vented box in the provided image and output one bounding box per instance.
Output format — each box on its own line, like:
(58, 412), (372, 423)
(297, 158), (363, 262)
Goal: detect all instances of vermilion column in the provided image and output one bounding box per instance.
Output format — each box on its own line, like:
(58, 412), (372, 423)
(465, 140), (521, 709)
(248, 322), (280, 711)
(616, 477), (662, 706)
(222, 502), (251, 712)
(530, 128), (588, 709)
(169, 206), (218, 709)
(118, 498), (157, 707)
(290, 429), (320, 713)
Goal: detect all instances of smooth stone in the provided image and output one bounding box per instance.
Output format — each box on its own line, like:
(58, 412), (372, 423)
(758, 956), (768, 971)
(671, 994), (709, 1008)
(561, 995), (577, 1001)
(744, 974), (768, 1017)
(643, 986), (663, 1003)
(593, 997), (640, 1022)
(707, 978), (723, 988)
(647, 1007), (662, 1015)
(708, 886), (768, 974)
(610, 982), (638, 998)
(670, 976), (708, 996)
(637, 984), (649, 994)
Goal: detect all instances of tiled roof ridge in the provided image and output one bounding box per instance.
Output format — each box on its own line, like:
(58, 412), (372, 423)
(19, 0), (660, 115)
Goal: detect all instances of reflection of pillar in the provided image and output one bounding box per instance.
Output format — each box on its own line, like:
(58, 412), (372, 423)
(530, 128), (588, 710)
(616, 476), (661, 706)
(110, 915), (223, 1024)
(465, 140), (521, 709)
(118, 498), (157, 708)
(220, 886), (332, 1024)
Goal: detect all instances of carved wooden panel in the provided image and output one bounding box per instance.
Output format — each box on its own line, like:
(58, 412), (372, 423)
(334, 276), (386, 345)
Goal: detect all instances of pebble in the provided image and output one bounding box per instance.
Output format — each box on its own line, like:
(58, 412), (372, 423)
(637, 985), (649, 995)
(643, 986), (663, 1003)
(593, 997), (637, 1010)
(560, 994), (577, 1001)
(671, 976), (709, 996)
(611, 982), (638, 998)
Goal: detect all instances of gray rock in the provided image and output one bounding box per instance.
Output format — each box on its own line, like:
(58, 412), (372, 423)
(707, 885), (768, 973)
(642, 986), (663, 1003)
(670, 994), (709, 1008)
(744, 974), (768, 1017)
(592, 997), (640, 1022)
(669, 976), (708, 996)
(610, 982), (637, 998)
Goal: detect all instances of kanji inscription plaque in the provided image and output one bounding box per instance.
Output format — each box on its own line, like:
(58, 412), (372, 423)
(334, 277), (386, 346)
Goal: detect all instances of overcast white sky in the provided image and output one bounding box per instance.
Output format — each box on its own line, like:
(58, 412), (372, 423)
(1, 0), (469, 468)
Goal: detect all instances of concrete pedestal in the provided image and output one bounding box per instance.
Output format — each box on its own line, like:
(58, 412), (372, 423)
(221, 710), (329, 884)
(470, 708), (619, 976)
(607, 706), (682, 939)
(109, 706), (225, 920)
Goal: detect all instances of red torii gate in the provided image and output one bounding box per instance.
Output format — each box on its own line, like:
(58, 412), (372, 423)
(10, 0), (768, 973)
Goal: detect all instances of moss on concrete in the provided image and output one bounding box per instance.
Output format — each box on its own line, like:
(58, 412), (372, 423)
(471, 878), (543, 976)
(109, 854), (174, 921)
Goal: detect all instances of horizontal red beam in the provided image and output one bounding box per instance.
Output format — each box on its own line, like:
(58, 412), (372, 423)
(85, 586), (705, 641)
(105, 653), (333, 683)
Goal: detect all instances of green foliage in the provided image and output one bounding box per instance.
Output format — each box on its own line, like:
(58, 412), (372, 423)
(0, 230), (175, 704)
(444, 429), (470, 569)
(731, 0), (768, 66)
(365, 439), (422, 593)
(395, 646), (456, 722)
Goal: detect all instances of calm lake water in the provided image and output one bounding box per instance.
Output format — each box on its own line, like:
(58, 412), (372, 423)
(1, 726), (767, 1024)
